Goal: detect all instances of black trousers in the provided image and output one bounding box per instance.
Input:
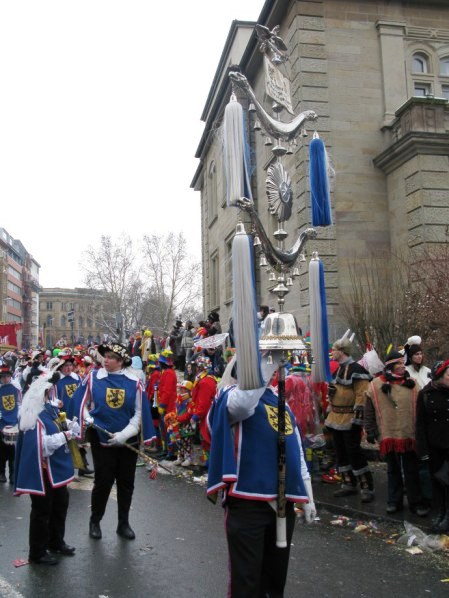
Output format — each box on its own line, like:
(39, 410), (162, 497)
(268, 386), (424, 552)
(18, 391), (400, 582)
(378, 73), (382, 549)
(89, 430), (137, 524)
(225, 497), (296, 598)
(332, 426), (369, 477)
(0, 439), (15, 475)
(385, 451), (422, 508)
(29, 471), (69, 559)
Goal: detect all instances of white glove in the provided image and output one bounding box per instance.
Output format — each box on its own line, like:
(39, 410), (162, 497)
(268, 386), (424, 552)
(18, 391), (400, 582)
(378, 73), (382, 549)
(68, 420), (81, 436)
(303, 478), (317, 524)
(84, 413), (94, 426)
(63, 430), (74, 441)
(107, 430), (127, 446)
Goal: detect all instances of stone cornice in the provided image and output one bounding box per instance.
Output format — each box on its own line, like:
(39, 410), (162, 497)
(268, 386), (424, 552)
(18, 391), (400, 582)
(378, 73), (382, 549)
(373, 131), (449, 174)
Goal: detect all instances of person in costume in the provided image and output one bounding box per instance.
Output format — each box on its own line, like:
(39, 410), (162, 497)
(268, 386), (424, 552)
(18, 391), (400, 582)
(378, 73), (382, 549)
(145, 355), (161, 453)
(325, 333), (374, 502)
(404, 335), (431, 388)
(53, 355), (81, 412)
(71, 342), (156, 540)
(15, 371), (78, 565)
(365, 350), (428, 516)
(207, 227), (316, 597)
(173, 380), (195, 467)
(416, 359), (449, 532)
(191, 355), (217, 467)
(0, 360), (21, 484)
(157, 352), (178, 459)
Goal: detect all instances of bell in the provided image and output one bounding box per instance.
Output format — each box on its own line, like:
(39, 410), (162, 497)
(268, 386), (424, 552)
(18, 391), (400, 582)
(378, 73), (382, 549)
(292, 267), (300, 277)
(253, 119), (262, 131)
(301, 128), (308, 138)
(235, 221), (246, 235)
(264, 136), (273, 146)
(248, 102), (256, 112)
(286, 277), (293, 286)
(253, 235), (261, 247)
(299, 253), (306, 262)
(269, 271), (276, 281)
(259, 255), (268, 267)
(286, 143), (293, 155)
(266, 353), (273, 365)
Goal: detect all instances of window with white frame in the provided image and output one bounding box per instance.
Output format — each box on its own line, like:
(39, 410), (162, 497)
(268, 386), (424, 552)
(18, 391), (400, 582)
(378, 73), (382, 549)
(412, 52), (430, 74)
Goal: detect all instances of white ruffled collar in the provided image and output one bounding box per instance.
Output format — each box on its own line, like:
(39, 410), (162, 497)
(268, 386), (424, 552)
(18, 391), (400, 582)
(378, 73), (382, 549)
(96, 367), (138, 382)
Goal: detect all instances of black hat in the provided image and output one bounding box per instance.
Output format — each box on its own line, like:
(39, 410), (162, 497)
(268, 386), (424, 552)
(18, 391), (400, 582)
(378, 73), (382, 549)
(98, 342), (132, 367)
(207, 311), (220, 322)
(0, 361), (12, 377)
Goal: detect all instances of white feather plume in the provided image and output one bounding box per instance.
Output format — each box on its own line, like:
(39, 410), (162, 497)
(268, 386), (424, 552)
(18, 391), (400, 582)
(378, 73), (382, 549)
(19, 371), (60, 431)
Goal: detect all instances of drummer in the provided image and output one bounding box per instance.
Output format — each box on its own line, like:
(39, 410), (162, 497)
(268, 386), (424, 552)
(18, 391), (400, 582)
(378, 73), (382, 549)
(0, 360), (22, 484)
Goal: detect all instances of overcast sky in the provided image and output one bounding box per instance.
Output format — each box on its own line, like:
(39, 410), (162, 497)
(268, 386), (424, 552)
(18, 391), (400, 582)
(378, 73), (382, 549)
(0, 1), (263, 288)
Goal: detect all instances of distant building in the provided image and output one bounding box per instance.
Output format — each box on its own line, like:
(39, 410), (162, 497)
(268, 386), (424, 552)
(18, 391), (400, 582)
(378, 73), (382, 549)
(0, 227), (40, 348)
(191, 0), (449, 337)
(39, 288), (113, 348)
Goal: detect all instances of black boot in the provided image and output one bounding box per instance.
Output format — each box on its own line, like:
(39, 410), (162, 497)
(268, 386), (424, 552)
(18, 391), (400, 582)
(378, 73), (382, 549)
(359, 471), (375, 503)
(0, 470), (6, 483)
(333, 471), (357, 497)
(89, 518), (102, 540)
(79, 447), (94, 477)
(433, 509), (449, 534)
(117, 512), (135, 540)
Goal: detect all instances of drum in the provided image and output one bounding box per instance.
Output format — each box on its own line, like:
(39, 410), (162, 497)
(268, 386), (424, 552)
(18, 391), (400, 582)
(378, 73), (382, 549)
(1, 425), (18, 446)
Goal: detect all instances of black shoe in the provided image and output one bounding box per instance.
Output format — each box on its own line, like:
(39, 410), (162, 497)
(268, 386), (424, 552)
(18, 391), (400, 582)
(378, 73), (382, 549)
(116, 522), (136, 540)
(78, 468), (94, 477)
(386, 504), (403, 514)
(360, 490), (375, 503)
(89, 520), (102, 540)
(49, 543), (76, 556)
(0, 473), (6, 483)
(29, 552), (58, 565)
(412, 506), (430, 517)
(333, 484), (358, 498)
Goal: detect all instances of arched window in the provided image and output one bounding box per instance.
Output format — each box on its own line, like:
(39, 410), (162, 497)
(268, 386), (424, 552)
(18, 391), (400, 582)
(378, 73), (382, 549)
(440, 56), (449, 76)
(412, 52), (429, 74)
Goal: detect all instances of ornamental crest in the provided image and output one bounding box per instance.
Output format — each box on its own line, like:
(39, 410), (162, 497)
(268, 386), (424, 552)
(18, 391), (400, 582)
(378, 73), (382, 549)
(265, 404), (293, 434)
(2, 395), (15, 411)
(106, 388), (125, 409)
(65, 384), (78, 399)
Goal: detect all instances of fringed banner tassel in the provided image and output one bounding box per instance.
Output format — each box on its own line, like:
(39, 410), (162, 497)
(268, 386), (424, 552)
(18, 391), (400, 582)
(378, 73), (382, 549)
(309, 256), (332, 383)
(223, 97), (253, 207)
(309, 134), (332, 227)
(232, 229), (264, 390)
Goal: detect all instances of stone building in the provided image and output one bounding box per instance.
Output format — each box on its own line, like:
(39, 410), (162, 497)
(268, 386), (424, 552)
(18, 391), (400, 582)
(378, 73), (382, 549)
(0, 227), (40, 348)
(191, 0), (449, 337)
(39, 288), (112, 349)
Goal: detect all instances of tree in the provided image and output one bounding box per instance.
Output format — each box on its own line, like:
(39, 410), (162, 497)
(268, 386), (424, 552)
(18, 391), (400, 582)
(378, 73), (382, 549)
(81, 235), (139, 341)
(340, 251), (414, 358)
(141, 232), (202, 334)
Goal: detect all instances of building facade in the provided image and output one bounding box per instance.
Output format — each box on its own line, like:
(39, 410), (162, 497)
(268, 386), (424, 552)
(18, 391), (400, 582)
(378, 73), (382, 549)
(39, 288), (112, 349)
(0, 227), (40, 348)
(191, 0), (449, 338)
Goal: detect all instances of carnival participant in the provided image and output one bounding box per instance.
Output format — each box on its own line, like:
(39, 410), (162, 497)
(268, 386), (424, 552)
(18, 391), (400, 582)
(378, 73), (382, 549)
(325, 333), (374, 502)
(365, 350), (428, 516)
(0, 361), (21, 484)
(70, 341), (155, 540)
(416, 360), (449, 532)
(15, 371), (78, 565)
(157, 352), (177, 459)
(191, 356), (217, 468)
(404, 335), (431, 387)
(207, 228), (316, 597)
(145, 355), (161, 453)
(141, 330), (155, 369)
(173, 380), (195, 467)
(54, 356), (81, 412)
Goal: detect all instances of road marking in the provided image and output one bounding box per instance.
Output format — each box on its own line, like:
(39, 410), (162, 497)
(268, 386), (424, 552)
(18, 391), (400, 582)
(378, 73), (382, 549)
(0, 575), (25, 598)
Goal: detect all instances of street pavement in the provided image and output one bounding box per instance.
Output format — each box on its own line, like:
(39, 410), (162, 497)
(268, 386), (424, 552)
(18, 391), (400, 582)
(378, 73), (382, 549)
(0, 457), (448, 598)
